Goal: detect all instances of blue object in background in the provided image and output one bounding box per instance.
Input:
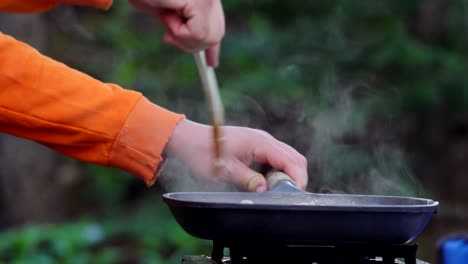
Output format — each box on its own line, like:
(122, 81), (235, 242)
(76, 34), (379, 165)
(439, 235), (468, 264)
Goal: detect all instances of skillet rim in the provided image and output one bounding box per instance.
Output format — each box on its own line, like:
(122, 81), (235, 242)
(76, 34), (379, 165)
(162, 192), (439, 213)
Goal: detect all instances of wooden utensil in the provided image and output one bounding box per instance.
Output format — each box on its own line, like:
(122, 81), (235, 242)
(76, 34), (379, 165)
(193, 51), (225, 167)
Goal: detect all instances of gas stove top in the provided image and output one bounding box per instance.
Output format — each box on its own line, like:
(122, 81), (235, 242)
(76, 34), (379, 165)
(182, 241), (429, 264)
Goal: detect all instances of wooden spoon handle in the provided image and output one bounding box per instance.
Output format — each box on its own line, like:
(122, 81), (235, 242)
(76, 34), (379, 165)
(193, 51), (224, 163)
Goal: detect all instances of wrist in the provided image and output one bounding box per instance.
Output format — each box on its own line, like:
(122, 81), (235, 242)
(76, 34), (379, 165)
(164, 119), (212, 159)
(164, 118), (190, 158)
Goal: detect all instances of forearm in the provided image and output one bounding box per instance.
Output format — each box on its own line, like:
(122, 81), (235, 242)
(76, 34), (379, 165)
(0, 0), (113, 13)
(0, 32), (184, 185)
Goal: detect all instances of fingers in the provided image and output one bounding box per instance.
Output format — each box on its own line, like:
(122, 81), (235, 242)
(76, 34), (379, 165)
(156, 0), (224, 57)
(283, 159), (308, 190)
(128, 0), (186, 10)
(253, 138), (308, 190)
(129, 0), (225, 55)
(222, 159), (267, 192)
(158, 12), (192, 40)
(160, 13), (221, 57)
(165, 119), (306, 192)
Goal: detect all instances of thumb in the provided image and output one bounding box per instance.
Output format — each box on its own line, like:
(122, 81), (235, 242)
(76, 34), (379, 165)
(205, 43), (221, 67)
(246, 173), (268, 192)
(225, 160), (267, 192)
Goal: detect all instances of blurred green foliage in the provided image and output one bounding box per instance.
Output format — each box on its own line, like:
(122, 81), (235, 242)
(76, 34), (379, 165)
(80, 0), (468, 120)
(0, 194), (209, 263)
(3, 0), (468, 262)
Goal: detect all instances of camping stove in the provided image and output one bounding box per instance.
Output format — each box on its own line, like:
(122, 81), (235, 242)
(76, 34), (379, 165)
(182, 241), (429, 264)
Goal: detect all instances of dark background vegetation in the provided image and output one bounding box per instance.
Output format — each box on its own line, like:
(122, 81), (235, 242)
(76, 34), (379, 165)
(1, 0), (467, 262)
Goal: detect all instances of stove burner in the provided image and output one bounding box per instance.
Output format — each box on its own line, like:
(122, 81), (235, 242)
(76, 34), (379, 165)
(184, 241), (420, 264)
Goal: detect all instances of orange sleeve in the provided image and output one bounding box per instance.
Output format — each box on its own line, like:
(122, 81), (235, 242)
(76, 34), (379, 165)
(0, 0), (112, 13)
(0, 32), (184, 186)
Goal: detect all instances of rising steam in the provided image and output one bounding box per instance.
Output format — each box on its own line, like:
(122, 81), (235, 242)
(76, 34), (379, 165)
(307, 85), (424, 196)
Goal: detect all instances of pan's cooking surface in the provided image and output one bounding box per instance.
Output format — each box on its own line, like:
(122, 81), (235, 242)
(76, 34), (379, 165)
(164, 192), (437, 212)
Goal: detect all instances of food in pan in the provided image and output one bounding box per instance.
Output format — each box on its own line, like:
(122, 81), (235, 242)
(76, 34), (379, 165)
(297, 201), (316, 206)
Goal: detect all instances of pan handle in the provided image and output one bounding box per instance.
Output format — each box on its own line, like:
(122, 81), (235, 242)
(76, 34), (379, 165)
(266, 171), (305, 193)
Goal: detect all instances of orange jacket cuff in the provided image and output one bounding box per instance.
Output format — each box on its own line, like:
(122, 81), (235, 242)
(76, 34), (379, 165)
(0, 0), (113, 13)
(59, 0), (113, 10)
(108, 97), (185, 186)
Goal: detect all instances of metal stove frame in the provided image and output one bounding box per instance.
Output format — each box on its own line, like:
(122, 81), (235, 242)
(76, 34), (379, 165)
(209, 241), (418, 264)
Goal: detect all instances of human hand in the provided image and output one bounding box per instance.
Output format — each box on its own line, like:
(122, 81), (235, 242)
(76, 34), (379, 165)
(164, 119), (308, 192)
(127, 0), (225, 67)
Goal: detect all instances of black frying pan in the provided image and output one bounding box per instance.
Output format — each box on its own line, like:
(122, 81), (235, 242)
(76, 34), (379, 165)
(163, 171), (438, 244)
